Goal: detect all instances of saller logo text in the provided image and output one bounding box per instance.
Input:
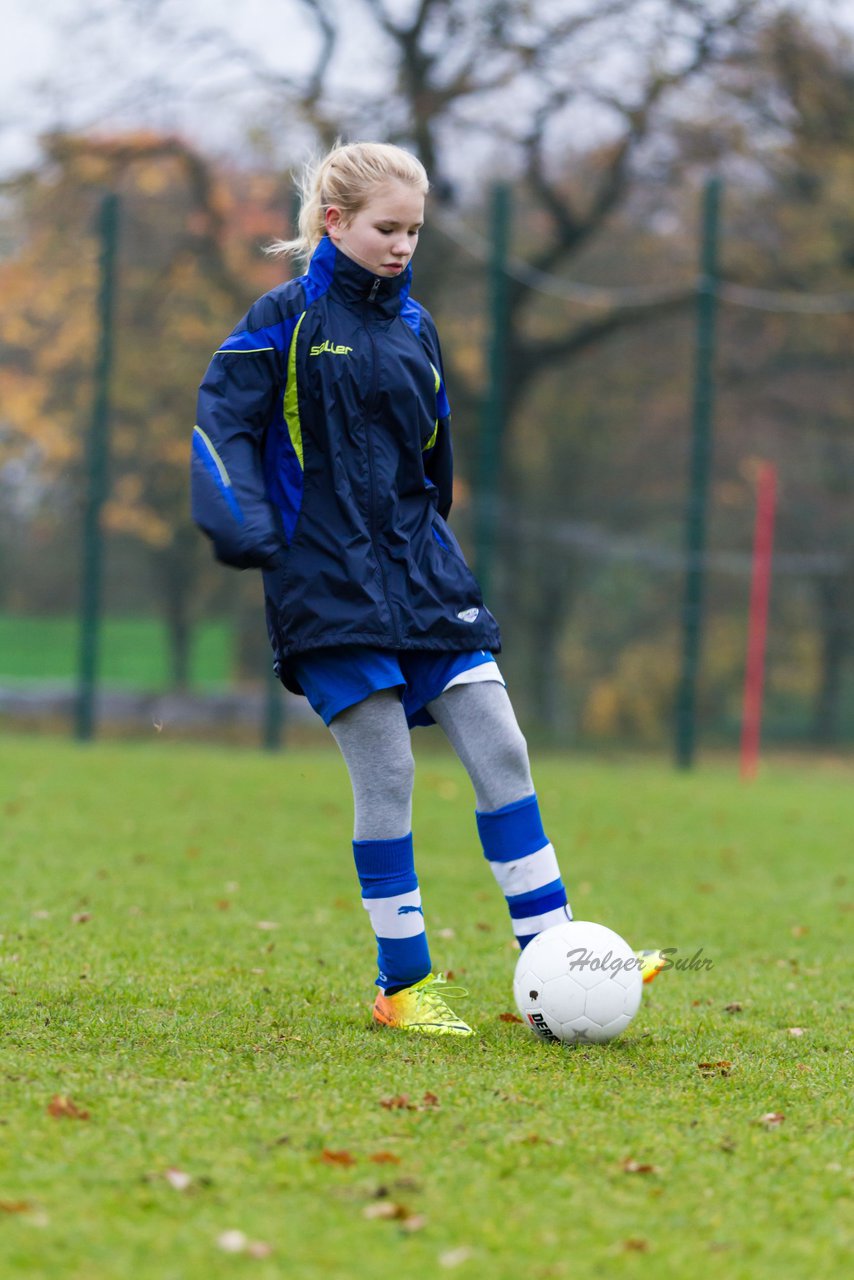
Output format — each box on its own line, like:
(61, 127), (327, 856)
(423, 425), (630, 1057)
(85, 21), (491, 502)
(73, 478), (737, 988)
(310, 340), (353, 356)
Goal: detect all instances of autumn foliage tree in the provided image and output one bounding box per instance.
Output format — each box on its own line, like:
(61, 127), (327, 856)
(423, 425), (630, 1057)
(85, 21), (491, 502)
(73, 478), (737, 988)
(0, 132), (289, 687)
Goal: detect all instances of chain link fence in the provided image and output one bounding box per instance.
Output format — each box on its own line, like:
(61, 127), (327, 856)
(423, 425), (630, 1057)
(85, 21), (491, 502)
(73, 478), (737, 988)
(1, 166), (852, 758)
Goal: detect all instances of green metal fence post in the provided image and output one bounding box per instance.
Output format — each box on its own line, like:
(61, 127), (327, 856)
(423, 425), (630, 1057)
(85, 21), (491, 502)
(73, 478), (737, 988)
(474, 183), (511, 602)
(75, 192), (120, 742)
(675, 176), (722, 769)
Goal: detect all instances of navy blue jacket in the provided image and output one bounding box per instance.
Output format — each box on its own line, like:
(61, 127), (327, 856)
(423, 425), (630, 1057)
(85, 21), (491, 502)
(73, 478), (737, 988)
(192, 236), (500, 691)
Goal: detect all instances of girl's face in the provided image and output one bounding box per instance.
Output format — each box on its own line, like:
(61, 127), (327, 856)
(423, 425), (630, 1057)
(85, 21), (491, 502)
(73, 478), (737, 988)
(326, 180), (425, 278)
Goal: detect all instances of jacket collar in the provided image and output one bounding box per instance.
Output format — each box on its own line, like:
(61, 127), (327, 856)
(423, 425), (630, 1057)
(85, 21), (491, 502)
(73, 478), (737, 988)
(307, 235), (412, 316)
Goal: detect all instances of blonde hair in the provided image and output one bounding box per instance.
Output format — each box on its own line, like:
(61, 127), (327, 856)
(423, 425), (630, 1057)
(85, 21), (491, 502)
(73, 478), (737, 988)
(267, 141), (429, 263)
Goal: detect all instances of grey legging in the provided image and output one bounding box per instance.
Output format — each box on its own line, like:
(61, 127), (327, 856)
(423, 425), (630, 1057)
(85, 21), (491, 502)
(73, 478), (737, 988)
(329, 680), (534, 840)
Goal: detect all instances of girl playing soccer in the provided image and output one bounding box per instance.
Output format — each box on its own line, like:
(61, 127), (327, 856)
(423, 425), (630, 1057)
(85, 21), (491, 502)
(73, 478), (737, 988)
(192, 141), (660, 1035)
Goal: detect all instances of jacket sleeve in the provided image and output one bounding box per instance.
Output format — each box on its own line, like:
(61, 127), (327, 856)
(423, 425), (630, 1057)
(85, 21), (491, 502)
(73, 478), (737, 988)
(419, 313), (454, 520)
(192, 341), (286, 570)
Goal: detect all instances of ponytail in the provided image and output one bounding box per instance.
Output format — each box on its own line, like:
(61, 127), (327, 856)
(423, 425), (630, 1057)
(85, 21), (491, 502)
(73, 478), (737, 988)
(267, 141), (429, 263)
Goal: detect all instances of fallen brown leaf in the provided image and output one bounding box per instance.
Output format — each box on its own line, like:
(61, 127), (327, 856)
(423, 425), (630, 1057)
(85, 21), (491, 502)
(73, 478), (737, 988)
(380, 1095), (413, 1110)
(499, 1012), (523, 1023)
(419, 1092), (440, 1110)
(321, 1149), (356, 1166)
(369, 1152), (401, 1165)
(363, 1201), (409, 1221)
(698, 1060), (733, 1076)
(621, 1158), (659, 1174)
(0, 1200), (33, 1214)
(622, 1238), (650, 1252)
(47, 1095), (89, 1120)
(724, 1002), (743, 1013)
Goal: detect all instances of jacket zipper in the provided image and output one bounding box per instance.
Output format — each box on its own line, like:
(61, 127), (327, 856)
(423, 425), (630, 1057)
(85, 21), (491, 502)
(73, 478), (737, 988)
(364, 284), (400, 644)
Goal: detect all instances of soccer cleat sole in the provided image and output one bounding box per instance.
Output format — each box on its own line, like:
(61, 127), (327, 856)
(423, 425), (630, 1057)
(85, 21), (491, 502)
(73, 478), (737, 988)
(372, 1014), (473, 1036)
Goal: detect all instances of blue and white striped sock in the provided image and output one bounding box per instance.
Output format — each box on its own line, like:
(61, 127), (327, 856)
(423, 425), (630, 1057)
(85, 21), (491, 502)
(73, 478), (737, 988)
(352, 834), (432, 991)
(476, 794), (572, 949)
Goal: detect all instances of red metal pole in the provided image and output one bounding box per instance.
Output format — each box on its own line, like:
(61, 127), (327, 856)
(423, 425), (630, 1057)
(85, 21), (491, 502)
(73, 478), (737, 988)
(740, 462), (777, 780)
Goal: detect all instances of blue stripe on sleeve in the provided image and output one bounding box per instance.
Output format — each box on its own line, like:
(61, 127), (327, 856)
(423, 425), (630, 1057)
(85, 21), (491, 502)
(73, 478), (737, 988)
(400, 297), (422, 335)
(217, 322), (290, 353)
(192, 432), (245, 524)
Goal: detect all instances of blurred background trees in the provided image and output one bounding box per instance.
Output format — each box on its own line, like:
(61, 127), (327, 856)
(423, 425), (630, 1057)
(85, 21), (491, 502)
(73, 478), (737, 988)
(0, 133), (287, 687)
(0, 0), (852, 748)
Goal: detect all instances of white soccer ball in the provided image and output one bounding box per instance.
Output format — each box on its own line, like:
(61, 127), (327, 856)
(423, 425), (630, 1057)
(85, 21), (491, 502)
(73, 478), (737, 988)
(513, 920), (643, 1044)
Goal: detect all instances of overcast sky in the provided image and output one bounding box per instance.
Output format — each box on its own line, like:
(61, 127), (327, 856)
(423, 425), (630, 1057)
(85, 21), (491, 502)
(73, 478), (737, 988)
(0, 0), (325, 176)
(1, 0), (849, 181)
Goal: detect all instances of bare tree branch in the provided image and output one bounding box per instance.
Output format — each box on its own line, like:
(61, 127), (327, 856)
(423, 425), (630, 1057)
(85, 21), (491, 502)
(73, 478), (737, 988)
(511, 291), (694, 394)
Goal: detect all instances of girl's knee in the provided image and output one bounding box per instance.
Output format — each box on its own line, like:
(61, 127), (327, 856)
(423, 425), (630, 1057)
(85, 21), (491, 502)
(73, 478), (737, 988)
(381, 740), (416, 795)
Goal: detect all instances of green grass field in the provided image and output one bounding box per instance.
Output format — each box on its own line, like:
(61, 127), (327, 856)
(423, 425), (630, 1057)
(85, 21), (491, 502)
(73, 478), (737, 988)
(0, 735), (850, 1279)
(0, 615), (232, 689)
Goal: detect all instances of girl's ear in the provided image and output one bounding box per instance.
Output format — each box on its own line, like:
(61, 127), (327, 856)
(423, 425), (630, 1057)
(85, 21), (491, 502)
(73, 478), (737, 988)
(325, 205), (345, 242)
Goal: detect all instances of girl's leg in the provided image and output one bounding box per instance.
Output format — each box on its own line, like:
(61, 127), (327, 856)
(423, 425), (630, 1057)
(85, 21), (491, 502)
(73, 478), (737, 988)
(329, 687), (414, 840)
(426, 680), (572, 948)
(329, 688), (430, 990)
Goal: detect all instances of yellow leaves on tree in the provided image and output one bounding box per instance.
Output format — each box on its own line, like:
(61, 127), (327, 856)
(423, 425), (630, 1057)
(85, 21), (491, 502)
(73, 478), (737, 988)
(0, 240), (99, 474)
(0, 130), (286, 552)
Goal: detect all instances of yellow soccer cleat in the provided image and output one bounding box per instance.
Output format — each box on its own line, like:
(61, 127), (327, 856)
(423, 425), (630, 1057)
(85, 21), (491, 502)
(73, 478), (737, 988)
(372, 973), (473, 1036)
(635, 949), (667, 985)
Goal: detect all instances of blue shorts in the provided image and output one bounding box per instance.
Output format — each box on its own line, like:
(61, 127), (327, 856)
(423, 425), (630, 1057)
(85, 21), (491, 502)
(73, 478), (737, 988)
(290, 646), (503, 727)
